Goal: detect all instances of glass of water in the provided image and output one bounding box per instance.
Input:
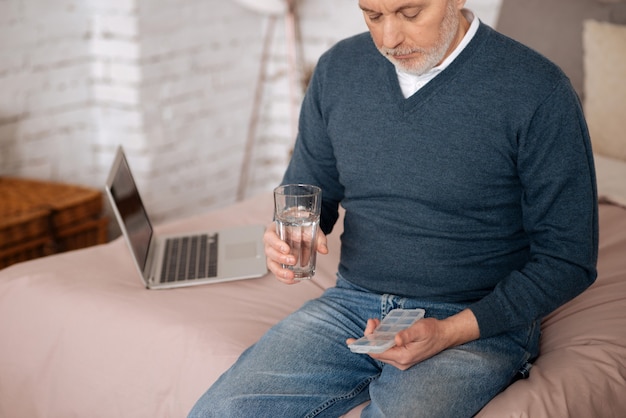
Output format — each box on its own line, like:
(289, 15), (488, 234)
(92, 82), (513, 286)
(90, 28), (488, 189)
(273, 184), (322, 280)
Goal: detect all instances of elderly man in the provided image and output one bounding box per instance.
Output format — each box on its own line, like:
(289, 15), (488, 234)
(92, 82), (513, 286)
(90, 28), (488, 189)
(189, 0), (597, 416)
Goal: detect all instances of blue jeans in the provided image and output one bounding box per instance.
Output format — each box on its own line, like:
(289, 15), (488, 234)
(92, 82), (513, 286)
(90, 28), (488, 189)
(188, 277), (540, 418)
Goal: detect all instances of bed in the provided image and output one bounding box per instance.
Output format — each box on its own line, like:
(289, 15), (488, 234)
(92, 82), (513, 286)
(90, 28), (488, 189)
(1, 1), (626, 417)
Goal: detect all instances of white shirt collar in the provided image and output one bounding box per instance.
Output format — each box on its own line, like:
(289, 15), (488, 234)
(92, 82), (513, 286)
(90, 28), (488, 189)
(397, 9), (479, 98)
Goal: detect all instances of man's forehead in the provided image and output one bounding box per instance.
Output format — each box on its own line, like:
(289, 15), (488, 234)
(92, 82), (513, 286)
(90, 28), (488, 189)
(359, 0), (430, 11)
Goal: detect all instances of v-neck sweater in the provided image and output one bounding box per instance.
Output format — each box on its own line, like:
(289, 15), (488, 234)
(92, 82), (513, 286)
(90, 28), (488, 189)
(282, 22), (598, 338)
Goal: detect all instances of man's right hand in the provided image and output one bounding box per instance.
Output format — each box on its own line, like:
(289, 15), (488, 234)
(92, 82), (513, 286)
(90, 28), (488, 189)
(263, 222), (328, 284)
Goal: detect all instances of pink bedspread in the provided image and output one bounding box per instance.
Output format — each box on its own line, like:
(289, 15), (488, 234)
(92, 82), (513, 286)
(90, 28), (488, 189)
(0, 193), (625, 417)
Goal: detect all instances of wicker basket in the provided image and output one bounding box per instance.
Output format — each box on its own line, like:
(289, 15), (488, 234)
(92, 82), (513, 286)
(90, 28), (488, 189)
(0, 237), (50, 268)
(0, 208), (50, 248)
(0, 177), (108, 269)
(52, 216), (109, 254)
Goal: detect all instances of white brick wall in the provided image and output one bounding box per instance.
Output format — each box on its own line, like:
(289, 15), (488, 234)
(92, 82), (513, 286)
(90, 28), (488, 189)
(0, 0), (97, 184)
(0, 0), (501, 228)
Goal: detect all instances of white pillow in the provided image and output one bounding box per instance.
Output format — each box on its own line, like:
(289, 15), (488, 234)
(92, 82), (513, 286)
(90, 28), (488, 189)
(583, 20), (626, 162)
(595, 153), (626, 208)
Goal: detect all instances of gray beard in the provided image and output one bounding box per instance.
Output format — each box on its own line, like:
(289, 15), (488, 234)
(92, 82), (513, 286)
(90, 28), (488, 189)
(377, 6), (460, 76)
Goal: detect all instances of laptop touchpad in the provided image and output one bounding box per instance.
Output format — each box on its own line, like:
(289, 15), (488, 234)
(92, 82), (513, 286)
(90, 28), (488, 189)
(225, 242), (259, 260)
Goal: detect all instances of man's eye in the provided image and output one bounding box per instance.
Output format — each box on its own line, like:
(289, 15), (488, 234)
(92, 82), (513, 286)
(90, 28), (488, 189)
(402, 10), (420, 20)
(368, 13), (382, 22)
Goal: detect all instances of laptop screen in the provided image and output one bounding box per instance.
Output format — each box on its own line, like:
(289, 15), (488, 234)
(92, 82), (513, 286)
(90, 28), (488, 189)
(108, 152), (153, 272)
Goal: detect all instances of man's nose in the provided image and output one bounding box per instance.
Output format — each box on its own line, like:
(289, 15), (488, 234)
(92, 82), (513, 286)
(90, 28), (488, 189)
(382, 18), (404, 49)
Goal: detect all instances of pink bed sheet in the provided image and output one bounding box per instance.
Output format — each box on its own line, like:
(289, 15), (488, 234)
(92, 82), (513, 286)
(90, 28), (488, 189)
(0, 193), (624, 418)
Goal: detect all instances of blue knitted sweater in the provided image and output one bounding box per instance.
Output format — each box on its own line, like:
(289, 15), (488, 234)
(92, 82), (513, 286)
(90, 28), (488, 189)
(282, 23), (598, 338)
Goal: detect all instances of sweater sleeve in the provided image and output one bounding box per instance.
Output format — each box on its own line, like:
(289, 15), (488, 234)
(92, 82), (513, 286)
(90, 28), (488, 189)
(469, 80), (599, 338)
(281, 53), (344, 235)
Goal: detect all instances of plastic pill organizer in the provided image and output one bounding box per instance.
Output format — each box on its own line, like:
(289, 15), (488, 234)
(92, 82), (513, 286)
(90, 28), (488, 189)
(348, 308), (426, 354)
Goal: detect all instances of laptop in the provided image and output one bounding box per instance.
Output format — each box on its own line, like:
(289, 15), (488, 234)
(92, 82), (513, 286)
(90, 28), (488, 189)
(105, 146), (268, 289)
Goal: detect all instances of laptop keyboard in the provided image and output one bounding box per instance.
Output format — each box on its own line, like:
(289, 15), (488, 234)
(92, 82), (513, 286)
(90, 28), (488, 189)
(160, 233), (218, 282)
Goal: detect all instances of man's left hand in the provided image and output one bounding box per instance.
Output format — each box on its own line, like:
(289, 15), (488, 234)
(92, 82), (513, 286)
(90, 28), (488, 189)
(346, 308), (480, 370)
